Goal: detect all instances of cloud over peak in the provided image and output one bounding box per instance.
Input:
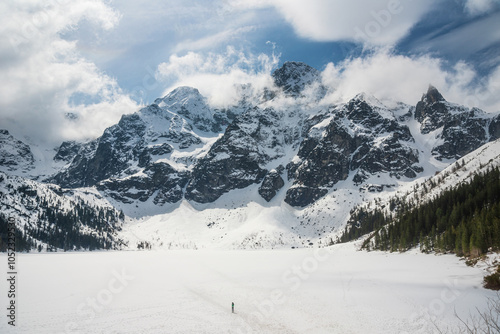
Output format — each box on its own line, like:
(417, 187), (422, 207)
(156, 46), (280, 107)
(155, 46), (500, 115)
(1, 0), (499, 150)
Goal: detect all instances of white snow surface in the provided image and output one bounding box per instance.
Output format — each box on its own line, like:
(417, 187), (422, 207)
(1, 243), (496, 334)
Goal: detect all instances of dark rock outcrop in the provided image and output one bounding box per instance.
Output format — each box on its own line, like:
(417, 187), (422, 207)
(53, 141), (83, 164)
(98, 162), (189, 205)
(258, 166), (285, 202)
(51, 113), (147, 187)
(415, 85), (450, 134)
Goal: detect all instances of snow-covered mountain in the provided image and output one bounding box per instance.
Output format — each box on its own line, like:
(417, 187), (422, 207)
(2, 61), (500, 250)
(50, 72), (500, 211)
(339, 136), (500, 255)
(415, 85), (500, 160)
(0, 171), (125, 251)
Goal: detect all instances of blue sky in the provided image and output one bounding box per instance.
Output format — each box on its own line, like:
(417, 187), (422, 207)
(1, 0), (499, 145)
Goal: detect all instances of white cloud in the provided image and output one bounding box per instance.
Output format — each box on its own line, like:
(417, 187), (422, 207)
(461, 64), (500, 112)
(156, 46), (280, 107)
(321, 51), (446, 104)
(0, 0), (137, 146)
(465, 0), (498, 15)
(232, 0), (435, 46)
(320, 50), (500, 113)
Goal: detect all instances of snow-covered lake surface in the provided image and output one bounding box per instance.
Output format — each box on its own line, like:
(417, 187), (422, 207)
(1, 242), (496, 334)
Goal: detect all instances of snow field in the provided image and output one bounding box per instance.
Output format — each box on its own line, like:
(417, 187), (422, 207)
(1, 242), (495, 334)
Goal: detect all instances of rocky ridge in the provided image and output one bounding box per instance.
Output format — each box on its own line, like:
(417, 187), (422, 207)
(43, 64), (500, 209)
(2, 62), (500, 212)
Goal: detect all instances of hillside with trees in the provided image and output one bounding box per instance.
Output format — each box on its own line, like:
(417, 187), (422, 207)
(340, 167), (500, 256)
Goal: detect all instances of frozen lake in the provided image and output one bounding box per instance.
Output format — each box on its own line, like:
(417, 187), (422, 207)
(1, 242), (495, 333)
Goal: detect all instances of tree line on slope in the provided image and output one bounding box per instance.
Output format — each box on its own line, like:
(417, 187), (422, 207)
(339, 166), (500, 257)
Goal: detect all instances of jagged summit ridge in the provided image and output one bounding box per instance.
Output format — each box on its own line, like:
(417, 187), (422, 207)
(414, 85), (500, 160)
(49, 87), (222, 192)
(2, 62), (498, 211)
(150, 86), (224, 133)
(46, 75), (500, 208)
(154, 87), (210, 120)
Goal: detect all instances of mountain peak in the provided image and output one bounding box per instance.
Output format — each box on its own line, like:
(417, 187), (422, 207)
(272, 61), (321, 96)
(351, 92), (385, 108)
(152, 86), (213, 126)
(156, 86), (204, 105)
(421, 85), (445, 104)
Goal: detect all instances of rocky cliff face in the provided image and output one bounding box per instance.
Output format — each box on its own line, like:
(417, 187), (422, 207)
(185, 105), (302, 203)
(45, 63), (500, 208)
(258, 165), (285, 202)
(284, 95), (421, 207)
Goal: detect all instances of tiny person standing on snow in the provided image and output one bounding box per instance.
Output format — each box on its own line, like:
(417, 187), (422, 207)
(232, 302), (234, 313)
